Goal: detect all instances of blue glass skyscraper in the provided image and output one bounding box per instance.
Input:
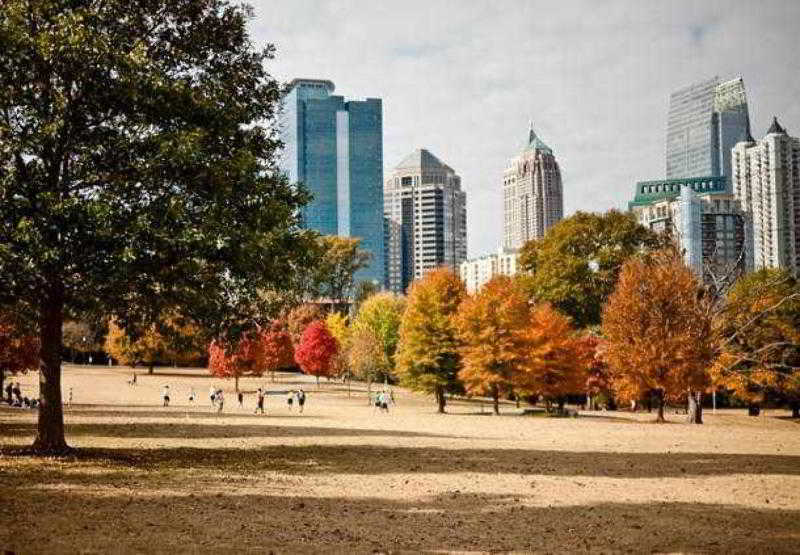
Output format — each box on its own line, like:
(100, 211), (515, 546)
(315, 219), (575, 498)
(280, 79), (384, 287)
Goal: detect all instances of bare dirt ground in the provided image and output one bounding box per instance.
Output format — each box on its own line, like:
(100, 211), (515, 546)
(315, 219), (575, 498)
(1, 364), (799, 554)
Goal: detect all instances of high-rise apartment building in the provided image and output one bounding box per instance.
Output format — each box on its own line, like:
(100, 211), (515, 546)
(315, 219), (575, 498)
(280, 79), (384, 286)
(503, 124), (563, 249)
(629, 176), (750, 283)
(666, 76), (751, 191)
(732, 117), (800, 275)
(459, 247), (519, 294)
(384, 149), (467, 293)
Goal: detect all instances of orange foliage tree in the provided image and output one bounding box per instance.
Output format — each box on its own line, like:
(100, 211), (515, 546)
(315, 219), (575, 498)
(455, 275), (530, 414)
(294, 320), (338, 387)
(395, 268), (466, 413)
(602, 250), (713, 422)
(208, 333), (267, 391)
(285, 303), (326, 348)
(261, 321), (294, 382)
(579, 334), (613, 409)
(0, 312), (39, 395)
(513, 304), (591, 412)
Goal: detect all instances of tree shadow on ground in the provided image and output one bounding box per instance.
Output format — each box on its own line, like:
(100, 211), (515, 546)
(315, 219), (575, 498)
(2, 441), (798, 478)
(0, 487), (797, 553)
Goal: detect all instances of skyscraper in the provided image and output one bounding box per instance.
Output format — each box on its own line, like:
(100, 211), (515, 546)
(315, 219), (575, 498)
(666, 76), (751, 191)
(732, 117), (800, 275)
(503, 124), (563, 249)
(384, 149), (467, 293)
(280, 79), (384, 286)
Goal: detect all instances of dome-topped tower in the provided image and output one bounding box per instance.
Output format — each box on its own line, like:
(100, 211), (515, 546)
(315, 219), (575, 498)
(503, 122), (563, 248)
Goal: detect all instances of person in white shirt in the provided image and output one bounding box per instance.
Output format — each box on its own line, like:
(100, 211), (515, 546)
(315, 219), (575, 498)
(162, 385), (170, 407)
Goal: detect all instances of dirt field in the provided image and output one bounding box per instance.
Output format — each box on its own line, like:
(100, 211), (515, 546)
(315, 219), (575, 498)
(1, 365), (799, 553)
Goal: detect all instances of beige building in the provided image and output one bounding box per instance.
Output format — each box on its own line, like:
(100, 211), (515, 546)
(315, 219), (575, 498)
(459, 247), (519, 294)
(732, 117), (800, 275)
(384, 149), (467, 293)
(503, 124), (563, 249)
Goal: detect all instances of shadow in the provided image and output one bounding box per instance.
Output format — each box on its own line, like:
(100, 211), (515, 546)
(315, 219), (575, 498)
(0, 486), (797, 553)
(2, 442), (798, 478)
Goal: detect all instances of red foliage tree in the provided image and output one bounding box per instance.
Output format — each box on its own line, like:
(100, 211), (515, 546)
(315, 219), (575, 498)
(0, 313), (40, 396)
(262, 321), (294, 381)
(208, 333), (267, 391)
(294, 320), (338, 387)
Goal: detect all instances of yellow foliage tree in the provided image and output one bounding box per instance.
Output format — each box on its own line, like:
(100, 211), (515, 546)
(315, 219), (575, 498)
(513, 304), (591, 412)
(602, 249), (713, 422)
(455, 275), (530, 414)
(106, 316), (205, 374)
(325, 311), (350, 378)
(396, 268), (466, 413)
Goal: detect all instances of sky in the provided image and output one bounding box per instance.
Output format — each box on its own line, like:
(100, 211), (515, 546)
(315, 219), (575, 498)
(249, 0), (800, 258)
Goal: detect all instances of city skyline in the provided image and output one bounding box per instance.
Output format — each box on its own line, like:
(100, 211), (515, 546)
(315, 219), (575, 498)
(251, 0), (799, 258)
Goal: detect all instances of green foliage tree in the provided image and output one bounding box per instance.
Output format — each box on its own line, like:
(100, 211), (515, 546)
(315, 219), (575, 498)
(712, 269), (800, 416)
(352, 292), (406, 378)
(0, 1), (315, 452)
(395, 268), (466, 413)
(314, 236), (371, 305)
(519, 210), (662, 328)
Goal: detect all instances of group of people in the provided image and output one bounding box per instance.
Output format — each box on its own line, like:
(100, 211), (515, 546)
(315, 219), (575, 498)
(373, 390), (394, 413)
(3, 381), (38, 409)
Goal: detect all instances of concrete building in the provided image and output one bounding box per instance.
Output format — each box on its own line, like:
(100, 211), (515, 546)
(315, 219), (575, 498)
(503, 123), (563, 249)
(459, 247), (520, 294)
(384, 149), (467, 293)
(280, 78), (384, 286)
(629, 176), (750, 283)
(732, 117), (800, 275)
(666, 76), (751, 191)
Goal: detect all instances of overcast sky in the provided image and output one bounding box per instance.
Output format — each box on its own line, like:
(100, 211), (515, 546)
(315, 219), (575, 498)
(249, 0), (800, 258)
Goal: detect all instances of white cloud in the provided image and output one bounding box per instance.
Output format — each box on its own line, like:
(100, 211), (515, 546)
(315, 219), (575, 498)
(250, 0), (800, 257)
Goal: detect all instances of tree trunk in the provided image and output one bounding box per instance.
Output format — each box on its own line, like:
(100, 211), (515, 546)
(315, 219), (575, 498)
(33, 289), (69, 454)
(367, 376), (372, 405)
(435, 384), (446, 413)
(0, 367), (4, 401)
(148, 364), (153, 375)
(316, 375), (320, 389)
(655, 389), (666, 423)
(791, 402), (799, 419)
(557, 397), (565, 415)
(235, 375), (239, 392)
(492, 385), (499, 415)
(687, 390), (703, 424)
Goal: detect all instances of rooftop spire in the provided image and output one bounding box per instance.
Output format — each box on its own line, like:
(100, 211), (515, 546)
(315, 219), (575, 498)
(767, 116), (788, 135)
(522, 122), (552, 154)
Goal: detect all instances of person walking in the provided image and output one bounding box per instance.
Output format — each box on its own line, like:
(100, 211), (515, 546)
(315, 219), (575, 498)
(189, 387), (195, 403)
(209, 386), (216, 407)
(286, 390), (294, 411)
(4, 382), (12, 404)
(12, 382), (22, 405)
(162, 385), (170, 407)
(68, 387), (73, 407)
(255, 388), (265, 415)
(237, 391), (244, 409)
(216, 389), (224, 413)
(297, 388), (306, 414)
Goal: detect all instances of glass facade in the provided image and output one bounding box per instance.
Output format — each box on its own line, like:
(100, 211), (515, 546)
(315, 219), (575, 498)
(666, 77), (750, 192)
(280, 79), (385, 286)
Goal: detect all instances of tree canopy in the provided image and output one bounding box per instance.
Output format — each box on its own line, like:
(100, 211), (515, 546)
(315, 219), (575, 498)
(0, 0), (315, 452)
(314, 236), (371, 304)
(294, 320), (338, 386)
(519, 210), (662, 328)
(395, 268), (466, 413)
(352, 292), (406, 377)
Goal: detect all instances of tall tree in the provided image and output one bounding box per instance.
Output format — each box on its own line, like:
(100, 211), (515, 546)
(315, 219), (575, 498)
(352, 292), (406, 377)
(325, 311), (350, 378)
(0, 311), (39, 395)
(261, 321), (294, 382)
(455, 276), (530, 414)
(514, 304), (590, 412)
(348, 325), (388, 400)
(519, 210), (662, 328)
(314, 236), (371, 306)
(602, 250), (713, 422)
(208, 332), (266, 391)
(712, 269), (800, 416)
(294, 320), (338, 387)
(395, 268), (466, 413)
(0, 1), (315, 452)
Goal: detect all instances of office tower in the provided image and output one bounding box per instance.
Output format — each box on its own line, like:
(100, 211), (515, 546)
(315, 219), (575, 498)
(384, 149), (467, 293)
(280, 78), (384, 286)
(503, 123), (563, 249)
(459, 247), (519, 294)
(732, 117), (800, 275)
(629, 176), (750, 283)
(666, 76), (751, 191)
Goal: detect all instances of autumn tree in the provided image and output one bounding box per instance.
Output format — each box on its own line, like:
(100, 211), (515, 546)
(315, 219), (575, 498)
(106, 319), (169, 374)
(712, 269), (800, 416)
(0, 1), (316, 453)
(396, 268), (466, 413)
(314, 236), (371, 306)
(325, 311), (350, 379)
(352, 292), (406, 378)
(350, 280), (380, 317)
(348, 326), (389, 400)
(602, 250), (714, 423)
(261, 321), (294, 382)
(579, 334), (613, 410)
(286, 304), (327, 348)
(208, 333), (267, 391)
(0, 312), (39, 395)
(514, 304), (591, 413)
(294, 321), (339, 387)
(519, 210), (662, 328)
(455, 276), (529, 414)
